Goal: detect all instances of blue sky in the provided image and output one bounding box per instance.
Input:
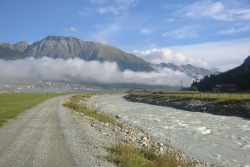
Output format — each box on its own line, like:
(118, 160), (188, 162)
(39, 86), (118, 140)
(1, 0), (250, 71)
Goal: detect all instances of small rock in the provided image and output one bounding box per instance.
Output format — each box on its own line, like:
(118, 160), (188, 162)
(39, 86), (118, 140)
(142, 142), (148, 147)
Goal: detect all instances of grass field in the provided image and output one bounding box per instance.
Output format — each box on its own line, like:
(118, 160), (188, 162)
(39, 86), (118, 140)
(0, 93), (65, 127)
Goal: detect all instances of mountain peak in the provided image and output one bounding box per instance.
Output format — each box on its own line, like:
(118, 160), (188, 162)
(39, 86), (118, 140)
(45, 35), (76, 41)
(23, 35), (153, 72)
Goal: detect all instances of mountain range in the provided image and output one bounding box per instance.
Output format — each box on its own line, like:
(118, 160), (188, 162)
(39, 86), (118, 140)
(0, 35), (214, 78)
(0, 36), (152, 72)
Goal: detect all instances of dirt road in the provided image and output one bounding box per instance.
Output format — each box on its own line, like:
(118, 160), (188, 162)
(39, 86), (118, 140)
(0, 95), (115, 167)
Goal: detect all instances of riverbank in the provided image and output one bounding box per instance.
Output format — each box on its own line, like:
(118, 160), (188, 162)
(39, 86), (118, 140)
(123, 93), (250, 119)
(66, 94), (210, 166)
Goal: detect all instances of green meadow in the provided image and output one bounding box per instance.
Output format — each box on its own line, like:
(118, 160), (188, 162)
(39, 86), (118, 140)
(0, 93), (64, 127)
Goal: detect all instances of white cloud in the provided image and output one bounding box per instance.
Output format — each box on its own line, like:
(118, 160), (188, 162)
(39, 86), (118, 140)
(78, 9), (92, 16)
(180, 0), (250, 21)
(132, 48), (210, 69)
(93, 22), (120, 43)
(170, 39), (250, 71)
(64, 26), (79, 32)
(233, 9), (250, 20)
(0, 57), (192, 87)
(98, 6), (120, 15)
(95, 0), (138, 15)
(218, 26), (250, 34)
(140, 28), (152, 35)
(162, 25), (199, 39)
(69, 26), (79, 32)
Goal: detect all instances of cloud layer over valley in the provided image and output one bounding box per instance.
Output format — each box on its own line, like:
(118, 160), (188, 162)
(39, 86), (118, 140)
(133, 48), (210, 69)
(0, 57), (192, 87)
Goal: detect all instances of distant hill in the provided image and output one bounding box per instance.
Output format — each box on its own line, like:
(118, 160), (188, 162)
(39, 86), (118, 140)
(193, 55), (250, 91)
(0, 46), (28, 60)
(0, 41), (29, 52)
(151, 63), (214, 79)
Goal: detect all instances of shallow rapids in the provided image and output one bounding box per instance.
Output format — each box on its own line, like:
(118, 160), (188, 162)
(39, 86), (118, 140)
(93, 95), (250, 167)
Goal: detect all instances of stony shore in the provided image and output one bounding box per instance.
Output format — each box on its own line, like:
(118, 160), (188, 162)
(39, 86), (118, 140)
(78, 96), (213, 167)
(123, 94), (250, 119)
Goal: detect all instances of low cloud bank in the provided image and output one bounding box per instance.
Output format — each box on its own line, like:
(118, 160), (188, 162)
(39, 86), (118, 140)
(133, 48), (210, 69)
(0, 57), (192, 87)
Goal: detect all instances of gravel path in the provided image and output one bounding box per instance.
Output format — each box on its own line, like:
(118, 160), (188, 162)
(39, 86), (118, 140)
(0, 95), (115, 167)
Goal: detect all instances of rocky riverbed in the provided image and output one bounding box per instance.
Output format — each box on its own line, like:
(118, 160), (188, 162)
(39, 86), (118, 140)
(123, 94), (250, 119)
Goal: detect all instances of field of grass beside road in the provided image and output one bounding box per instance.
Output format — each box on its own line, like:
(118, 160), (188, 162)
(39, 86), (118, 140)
(0, 93), (65, 127)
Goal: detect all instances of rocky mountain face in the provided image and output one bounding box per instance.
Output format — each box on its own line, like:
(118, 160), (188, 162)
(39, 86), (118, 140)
(0, 45), (28, 60)
(23, 36), (153, 72)
(151, 63), (213, 78)
(0, 41), (29, 52)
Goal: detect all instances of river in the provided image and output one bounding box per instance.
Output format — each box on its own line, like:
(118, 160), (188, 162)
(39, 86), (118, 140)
(93, 94), (250, 167)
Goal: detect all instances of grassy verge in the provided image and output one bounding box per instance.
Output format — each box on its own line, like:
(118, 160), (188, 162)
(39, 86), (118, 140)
(64, 93), (192, 167)
(63, 94), (124, 128)
(107, 144), (190, 167)
(0, 93), (65, 127)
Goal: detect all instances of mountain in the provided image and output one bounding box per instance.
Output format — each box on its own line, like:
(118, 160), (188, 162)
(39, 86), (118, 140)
(0, 35), (217, 77)
(0, 45), (28, 60)
(193, 55), (250, 91)
(151, 63), (213, 79)
(0, 41), (29, 52)
(24, 36), (153, 72)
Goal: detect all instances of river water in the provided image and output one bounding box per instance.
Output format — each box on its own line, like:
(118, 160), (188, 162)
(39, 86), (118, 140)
(93, 95), (250, 167)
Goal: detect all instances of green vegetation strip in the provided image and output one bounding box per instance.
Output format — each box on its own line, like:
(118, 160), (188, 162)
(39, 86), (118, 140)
(63, 94), (123, 128)
(130, 91), (250, 104)
(64, 94), (191, 167)
(0, 93), (65, 127)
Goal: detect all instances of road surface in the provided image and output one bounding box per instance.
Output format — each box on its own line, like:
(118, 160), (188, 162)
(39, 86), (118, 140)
(0, 95), (115, 167)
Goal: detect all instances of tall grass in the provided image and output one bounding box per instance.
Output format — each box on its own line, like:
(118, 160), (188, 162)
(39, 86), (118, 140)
(107, 144), (191, 167)
(0, 93), (64, 127)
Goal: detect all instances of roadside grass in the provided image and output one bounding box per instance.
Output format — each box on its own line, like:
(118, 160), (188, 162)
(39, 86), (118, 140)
(0, 93), (65, 127)
(64, 93), (192, 167)
(107, 143), (191, 167)
(63, 94), (124, 128)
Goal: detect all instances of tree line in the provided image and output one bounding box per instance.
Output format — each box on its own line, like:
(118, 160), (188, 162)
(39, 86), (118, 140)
(192, 56), (250, 91)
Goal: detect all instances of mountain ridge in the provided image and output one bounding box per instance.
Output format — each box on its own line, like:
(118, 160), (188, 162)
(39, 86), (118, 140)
(24, 35), (153, 72)
(0, 35), (215, 77)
